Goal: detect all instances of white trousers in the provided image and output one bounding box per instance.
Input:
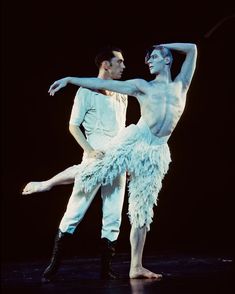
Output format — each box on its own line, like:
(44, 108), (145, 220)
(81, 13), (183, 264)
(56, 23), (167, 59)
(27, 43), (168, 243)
(59, 133), (126, 242)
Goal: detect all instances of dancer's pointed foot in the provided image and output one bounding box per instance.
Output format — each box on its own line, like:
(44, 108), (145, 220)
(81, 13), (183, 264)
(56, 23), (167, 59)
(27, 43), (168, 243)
(22, 181), (51, 195)
(129, 267), (162, 279)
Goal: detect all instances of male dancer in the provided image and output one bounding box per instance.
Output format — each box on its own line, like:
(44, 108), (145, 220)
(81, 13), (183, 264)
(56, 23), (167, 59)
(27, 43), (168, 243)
(24, 47), (127, 282)
(24, 43), (197, 279)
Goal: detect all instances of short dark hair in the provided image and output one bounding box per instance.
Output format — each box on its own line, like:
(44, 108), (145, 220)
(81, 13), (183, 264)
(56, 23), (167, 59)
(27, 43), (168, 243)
(145, 45), (173, 67)
(95, 46), (123, 68)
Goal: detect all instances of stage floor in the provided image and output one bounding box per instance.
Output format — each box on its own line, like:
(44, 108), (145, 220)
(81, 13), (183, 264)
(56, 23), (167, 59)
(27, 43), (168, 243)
(1, 252), (233, 294)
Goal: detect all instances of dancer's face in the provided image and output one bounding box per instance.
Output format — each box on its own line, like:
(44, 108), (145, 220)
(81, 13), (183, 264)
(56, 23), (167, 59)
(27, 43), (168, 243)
(108, 51), (126, 80)
(146, 49), (166, 74)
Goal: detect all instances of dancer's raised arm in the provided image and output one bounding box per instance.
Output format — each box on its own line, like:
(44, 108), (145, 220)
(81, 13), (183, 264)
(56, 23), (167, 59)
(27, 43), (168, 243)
(48, 77), (149, 97)
(161, 43), (197, 90)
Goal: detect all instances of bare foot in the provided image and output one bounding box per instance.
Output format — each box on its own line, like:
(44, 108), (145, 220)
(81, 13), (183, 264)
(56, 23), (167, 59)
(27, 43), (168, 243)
(22, 181), (51, 195)
(129, 267), (163, 279)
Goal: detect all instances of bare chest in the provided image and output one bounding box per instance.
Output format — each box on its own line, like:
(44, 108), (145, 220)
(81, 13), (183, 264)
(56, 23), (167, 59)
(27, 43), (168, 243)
(139, 83), (186, 136)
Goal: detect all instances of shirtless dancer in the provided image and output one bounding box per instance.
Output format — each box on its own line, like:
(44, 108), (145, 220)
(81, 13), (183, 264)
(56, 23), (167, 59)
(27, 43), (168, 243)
(23, 43), (197, 279)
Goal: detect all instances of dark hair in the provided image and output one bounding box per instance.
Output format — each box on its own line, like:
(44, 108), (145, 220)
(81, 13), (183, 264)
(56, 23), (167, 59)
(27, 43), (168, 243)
(145, 45), (173, 67)
(94, 46), (123, 68)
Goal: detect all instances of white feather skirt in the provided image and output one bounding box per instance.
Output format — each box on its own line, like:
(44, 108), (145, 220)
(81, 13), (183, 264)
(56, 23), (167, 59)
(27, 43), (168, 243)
(75, 118), (171, 230)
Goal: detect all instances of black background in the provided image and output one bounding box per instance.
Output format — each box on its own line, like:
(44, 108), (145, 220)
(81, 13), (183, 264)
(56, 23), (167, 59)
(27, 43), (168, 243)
(1, 1), (235, 261)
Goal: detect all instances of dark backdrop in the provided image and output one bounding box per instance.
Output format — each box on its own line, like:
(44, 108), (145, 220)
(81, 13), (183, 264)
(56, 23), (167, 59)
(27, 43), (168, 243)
(1, 1), (235, 261)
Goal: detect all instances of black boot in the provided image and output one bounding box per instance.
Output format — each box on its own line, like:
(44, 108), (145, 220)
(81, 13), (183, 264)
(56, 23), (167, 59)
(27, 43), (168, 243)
(100, 238), (120, 279)
(41, 229), (72, 283)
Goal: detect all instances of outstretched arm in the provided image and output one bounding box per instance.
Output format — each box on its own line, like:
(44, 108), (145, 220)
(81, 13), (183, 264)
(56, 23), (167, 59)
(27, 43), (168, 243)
(161, 43), (197, 90)
(48, 77), (148, 97)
